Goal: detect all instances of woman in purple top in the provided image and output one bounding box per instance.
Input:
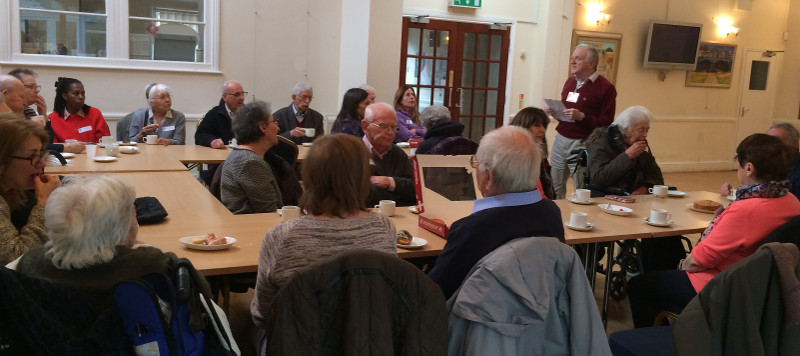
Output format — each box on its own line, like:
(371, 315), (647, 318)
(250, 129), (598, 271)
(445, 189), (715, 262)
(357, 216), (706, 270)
(331, 88), (369, 138)
(393, 85), (425, 142)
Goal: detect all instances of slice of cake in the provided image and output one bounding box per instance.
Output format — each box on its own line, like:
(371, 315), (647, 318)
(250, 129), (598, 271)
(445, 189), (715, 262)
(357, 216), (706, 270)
(693, 199), (722, 212)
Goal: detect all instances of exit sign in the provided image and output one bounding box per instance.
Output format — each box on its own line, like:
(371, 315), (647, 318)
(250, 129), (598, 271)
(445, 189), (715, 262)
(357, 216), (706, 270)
(451, 0), (481, 8)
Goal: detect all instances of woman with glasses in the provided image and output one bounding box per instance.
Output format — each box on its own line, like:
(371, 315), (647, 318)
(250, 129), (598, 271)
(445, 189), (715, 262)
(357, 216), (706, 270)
(393, 85), (425, 143)
(221, 101), (283, 214)
(0, 114), (61, 265)
(48, 77), (110, 143)
(127, 83), (186, 145)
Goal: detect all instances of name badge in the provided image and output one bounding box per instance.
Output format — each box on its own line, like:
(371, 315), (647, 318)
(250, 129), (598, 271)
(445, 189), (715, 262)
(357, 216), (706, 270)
(162, 125), (175, 132)
(77, 125), (93, 133)
(566, 92), (580, 103)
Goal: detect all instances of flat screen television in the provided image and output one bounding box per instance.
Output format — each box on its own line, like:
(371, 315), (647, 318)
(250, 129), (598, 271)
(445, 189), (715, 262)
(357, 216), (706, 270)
(643, 20), (703, 70)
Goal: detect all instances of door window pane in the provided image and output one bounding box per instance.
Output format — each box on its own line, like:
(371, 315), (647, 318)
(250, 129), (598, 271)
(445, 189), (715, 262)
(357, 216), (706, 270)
(483, 117), (496, 136)
(422, 29), (435, 57)
(490, 34), (502, 60)
(405, 58), (419, 85)
(463, 33), (475, 59)
(20, 11), (107, 57)
(488, 63), (500, 88)
(470, 117), (484, 141)
(461, 61), (474, 87)
(433, 88), (445, 106)
(749, 61), (769, 91)
(486, 90), (497, 115)
(434, 59), (448, 86)
(476, 34), (489, 60)
(472, 89), (485, 115)
(420, 58), (433, 85)
(436, 31), (449, 58)
(419, 87), (432, 111)
(475, 62), (488, 87)
(460, 116), (472, 137)
(461, 89), (472, 115)
(407, 28), (420, 56)
(21, 0), (105, 13)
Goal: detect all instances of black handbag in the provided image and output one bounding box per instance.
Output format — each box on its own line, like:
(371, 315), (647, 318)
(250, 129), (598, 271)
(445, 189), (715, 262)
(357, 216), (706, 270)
(134, 197), (168, 224)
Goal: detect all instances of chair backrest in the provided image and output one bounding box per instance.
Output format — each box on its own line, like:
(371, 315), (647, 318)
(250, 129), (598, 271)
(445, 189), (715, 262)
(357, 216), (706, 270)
(447, 236), (611, 356)
(263, 151), (303, 206)
(117, 112), (134, 141)
(429, 136), (478, 155)
(268, 135), (299, 167)
(264, 250), (448, 356)
(209, 160), (226, 201)
(759, 214), (800, 249)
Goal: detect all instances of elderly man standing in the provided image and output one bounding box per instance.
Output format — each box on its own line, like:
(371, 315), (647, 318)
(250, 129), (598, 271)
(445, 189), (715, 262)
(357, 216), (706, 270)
(0, 75), (27, 114)
(196, 80), (246, 149)
(547, 44), (617, 199)
(361, 103), (415, 207)
(273, 82), (324, 145)
(427, 126), (565, 299)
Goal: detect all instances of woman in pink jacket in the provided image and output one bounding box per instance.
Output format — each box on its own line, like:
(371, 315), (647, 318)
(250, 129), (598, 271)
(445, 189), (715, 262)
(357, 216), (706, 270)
(627, 133), (800, 328)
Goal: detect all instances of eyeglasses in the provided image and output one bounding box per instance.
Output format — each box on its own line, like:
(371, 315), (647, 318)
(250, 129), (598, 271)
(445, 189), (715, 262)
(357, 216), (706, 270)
(469, 155), (479, 169)
(369, 122), (397, 132)
(224, 91), (248, 98)
(296, 95), (313, 102)
(24, 84), (42, 91)
(11, 150), (49, 165)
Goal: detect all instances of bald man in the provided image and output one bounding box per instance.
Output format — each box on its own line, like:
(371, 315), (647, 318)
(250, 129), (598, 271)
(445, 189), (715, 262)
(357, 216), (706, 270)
(361, 103), (415, 207)
(0, 75), (27, 114)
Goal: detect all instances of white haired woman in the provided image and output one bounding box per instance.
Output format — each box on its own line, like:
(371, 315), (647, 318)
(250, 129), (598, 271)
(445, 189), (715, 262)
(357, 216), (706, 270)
(415, 105), (465, 154)
(127, 83), (186, 145)
(585, 105), (662, 196)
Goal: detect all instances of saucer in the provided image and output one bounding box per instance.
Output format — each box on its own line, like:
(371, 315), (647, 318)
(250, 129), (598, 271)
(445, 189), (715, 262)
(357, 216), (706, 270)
(302, 143), (313, 147)
(643, 218), (672, 227)
(117, 141), (138, 146)
(398, 237), (427, 249)
(408, 206), (419, 214)
(668, 190), (687, 197)
(60, 152), (75, 158)
(396, 142), (411, 147)
(92, 156), (117, 162)
(564, 221), (595, 231)
(598, 203), (633, 216)
(119, 146), (139, 154)
(567, 196), (594, 205)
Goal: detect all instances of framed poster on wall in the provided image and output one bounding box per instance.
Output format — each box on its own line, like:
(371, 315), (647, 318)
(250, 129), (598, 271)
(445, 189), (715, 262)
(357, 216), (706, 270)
(685, 42), (737, 88)
(570, 30), (622, 85)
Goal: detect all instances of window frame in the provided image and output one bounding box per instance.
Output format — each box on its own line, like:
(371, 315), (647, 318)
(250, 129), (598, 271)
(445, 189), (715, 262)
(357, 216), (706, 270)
(0, 0), (220, 73)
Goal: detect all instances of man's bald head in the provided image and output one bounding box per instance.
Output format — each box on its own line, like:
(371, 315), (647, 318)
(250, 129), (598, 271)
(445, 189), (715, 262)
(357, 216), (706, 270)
(0, 75), (26, 113)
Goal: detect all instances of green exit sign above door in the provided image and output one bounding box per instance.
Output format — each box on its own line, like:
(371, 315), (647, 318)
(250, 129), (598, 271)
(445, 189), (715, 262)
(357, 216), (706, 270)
(451, 0), (482, 8)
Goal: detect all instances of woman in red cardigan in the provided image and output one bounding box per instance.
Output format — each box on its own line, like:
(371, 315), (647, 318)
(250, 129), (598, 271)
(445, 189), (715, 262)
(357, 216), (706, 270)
(627, 133), (800, 328)
(48, 77), (110, 143)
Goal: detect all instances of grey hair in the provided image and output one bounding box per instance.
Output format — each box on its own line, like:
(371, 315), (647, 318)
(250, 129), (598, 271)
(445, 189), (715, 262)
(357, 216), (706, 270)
(769, 122), (800, 147)
(44, 175), (137, 270)
(476, 126), (541, 193)
(360, 84), (375, 93)
(364, 102), (395, 123)
(147, 84), (171, 104)
(614, 106), (653, 135)
(222, 80), (241, 94)
(292, 82), (313, 96)
(233, 100), (273, 144)
(576, 44), (600, 69)
(420, 105), (451, 129)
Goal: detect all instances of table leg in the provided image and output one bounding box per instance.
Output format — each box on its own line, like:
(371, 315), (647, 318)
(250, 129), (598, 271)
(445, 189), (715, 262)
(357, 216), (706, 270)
(602, 241), (616, 329)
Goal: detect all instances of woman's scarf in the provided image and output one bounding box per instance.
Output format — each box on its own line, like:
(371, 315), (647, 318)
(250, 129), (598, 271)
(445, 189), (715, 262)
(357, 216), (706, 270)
(700, 180), (791, 241)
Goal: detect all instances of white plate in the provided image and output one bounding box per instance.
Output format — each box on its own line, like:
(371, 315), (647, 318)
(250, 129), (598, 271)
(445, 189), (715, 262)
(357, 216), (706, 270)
(398, 236), (427, 249)
(59, 152), (75, 158)
(408, 206), (419, 214)
(92, 156), (117, 162)
(564, 221), (595, 231)
(302, 143), (313, 147)
(668, 190), (687, 197)
(598, 203), (633, 216)
(179, 236), (236, 251)
(117, 141), (138, 146)
(567, 196), (594, 205)
(643, 218), (672, 227)
(396, 142), (410, 147)
(687, 203), (718, 214)
(120, 146), (140, 154)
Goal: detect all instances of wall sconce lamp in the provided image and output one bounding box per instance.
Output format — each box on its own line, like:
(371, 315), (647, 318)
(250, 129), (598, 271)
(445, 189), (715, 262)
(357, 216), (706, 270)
(715, 17), (739, 38)
(584, 2), (613, 26)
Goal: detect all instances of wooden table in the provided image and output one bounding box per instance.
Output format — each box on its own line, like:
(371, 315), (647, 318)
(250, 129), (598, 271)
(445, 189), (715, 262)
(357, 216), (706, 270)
(163, 145), (232, 164)
(46, 144), (188, 174)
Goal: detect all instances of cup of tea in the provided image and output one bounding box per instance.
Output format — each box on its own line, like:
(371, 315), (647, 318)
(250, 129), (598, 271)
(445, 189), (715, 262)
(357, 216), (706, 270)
(649, 209), (672, 224)
(101, 135), (114, 146)
(106, 143), (120, 157)
(649, 185), (669, 197)
(574, 188), (591, 202)
(280, 205), (301, 222)
(146, 134), (158, 145)
(305, 128), (315, 137)
(569, 212), (588, 228)
(374, 200), (396, 216)
(85, 143), (97, 158)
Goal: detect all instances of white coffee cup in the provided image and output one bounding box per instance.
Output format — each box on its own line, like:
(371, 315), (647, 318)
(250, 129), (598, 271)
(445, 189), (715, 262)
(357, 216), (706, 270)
(574, 188), (591, 202)
(649, 209), (672, 224)
(280, 205), (301, 222)
(85, 144), (97, 158)
(101, 135), (114, 145)
(106, 143), (120, 157)
(65, 139), (78, 145)
(569, 212), (589, 228)
(374, 200), (396, 216)
(146, 134), (158, 145)
(649, 185), (669, 197)
(305, 128), (315, 137)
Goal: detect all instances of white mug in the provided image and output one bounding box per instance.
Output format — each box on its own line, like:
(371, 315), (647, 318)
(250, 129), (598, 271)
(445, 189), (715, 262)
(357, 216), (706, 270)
(101, 135), (114, 145)
(649, 209), (672, 224)
(229, 138), (238, 147)
(280, 205), (301, 222)
(85, 144), (97, 158)
(374, 200), (396, 216)
(649, 185), (669, 197)
(569, 212), (588, 228)
(574, 188), (591, 202)
(146, 134), (158, 145)
(305, 128), (315, 137)
(106, 143), (120, 157)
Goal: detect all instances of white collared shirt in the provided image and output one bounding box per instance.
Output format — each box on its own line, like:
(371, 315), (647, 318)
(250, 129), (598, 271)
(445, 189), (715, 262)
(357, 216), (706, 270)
(574, 71), (600, 91)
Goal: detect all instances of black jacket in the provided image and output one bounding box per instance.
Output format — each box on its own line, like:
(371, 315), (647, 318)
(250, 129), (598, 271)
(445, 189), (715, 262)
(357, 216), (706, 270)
(416, 121), (464, 155)
(195, 99), (233, 147)
(273, 103), (324, 145)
